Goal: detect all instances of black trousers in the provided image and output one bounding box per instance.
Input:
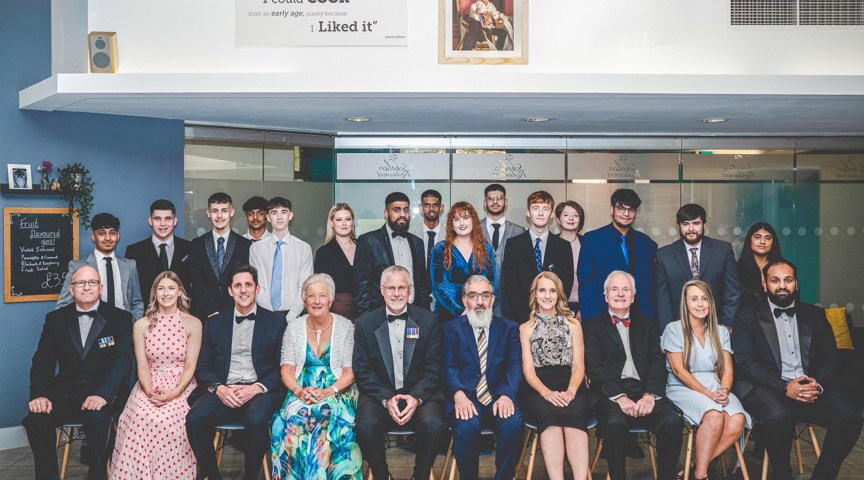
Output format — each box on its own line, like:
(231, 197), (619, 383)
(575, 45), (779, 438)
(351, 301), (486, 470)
(452, 398), (524, 480)
(594, 395), (684, 480)
(741, 385), (863, 480)
(355, 394), (446, 480)
(22, 397), (118, 480)
(186, 391), (278, 480)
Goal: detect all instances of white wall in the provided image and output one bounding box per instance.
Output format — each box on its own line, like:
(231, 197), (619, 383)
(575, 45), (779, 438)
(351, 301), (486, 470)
(85, 0), (864, 75)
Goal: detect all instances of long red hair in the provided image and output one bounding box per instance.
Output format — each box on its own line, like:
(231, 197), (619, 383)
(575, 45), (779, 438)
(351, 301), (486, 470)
(443, 202), (490, 271)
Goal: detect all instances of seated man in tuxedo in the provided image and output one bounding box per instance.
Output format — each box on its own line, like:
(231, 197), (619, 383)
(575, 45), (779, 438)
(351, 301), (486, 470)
(57, 212), (145, 320)
(124, 199), (191, 300)
(443, 275), (523, 480)
(732, 259), (863, 480)
(186, 264), (287, 480)
(583, 271), (683, 480)
(23, 265), (133, 480)
(353, 265), (445, 480)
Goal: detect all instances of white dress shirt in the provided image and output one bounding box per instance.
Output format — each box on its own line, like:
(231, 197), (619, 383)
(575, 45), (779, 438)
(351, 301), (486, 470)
(226, 306), (266, 392)
(528, 230), (550, 264)
(211, 230), (230, 251)
(485, 217), (506, 245)
(94, 250), (125, 310)
(421, 223), (442, 263)
(249, 232), (314, 315)
(77, 303), (99, 346)
(386, 307), (407, 390)
(243, 230), (272, 242)
(768, 300), (805, 381)
(385, 224), (415, 303)
(151, 235), (175, 268)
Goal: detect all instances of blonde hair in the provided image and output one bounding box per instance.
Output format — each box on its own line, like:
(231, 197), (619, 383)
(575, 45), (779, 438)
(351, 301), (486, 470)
(144, 271), (191, 331)
(325, 203), (356, 244)
(527, 272), (577, 325)
(679, 280), (724, 379)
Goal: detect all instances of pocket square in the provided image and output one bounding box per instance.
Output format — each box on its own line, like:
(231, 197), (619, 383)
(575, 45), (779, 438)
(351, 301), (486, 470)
(97, 336), (115, 348)
(181, 255), (189, 262)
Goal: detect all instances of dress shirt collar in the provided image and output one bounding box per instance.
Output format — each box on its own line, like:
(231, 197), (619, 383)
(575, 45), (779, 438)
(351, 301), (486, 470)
(492, 217), (506, 226)
(211, 230), (230, 244)
(767, 299), (797, 318)
(272, 231), (292, 243)
(76, 300), (101, 315)
(151, 235), (175, 250)
(529, 229), (550, 244)
(93, 249), (116, 262)
(234, 305), (258, 320)
(683, 239), (702, 252)
(424, 223), (441, 235)
(385, 224), (406, 240)
(608, 309), (631, 321)
(386, 306), (408, 317)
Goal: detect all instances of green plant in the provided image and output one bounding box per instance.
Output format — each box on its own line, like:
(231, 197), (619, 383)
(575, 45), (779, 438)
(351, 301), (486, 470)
(57, 163), (95, 228)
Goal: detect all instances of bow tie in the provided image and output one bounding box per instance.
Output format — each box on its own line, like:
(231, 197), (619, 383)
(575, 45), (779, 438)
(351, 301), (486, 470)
(611, 315), (631, 327)
(773, 307), (796, 318)
(76, 310), (97, 318)
(390, 230), (408, 239)
(387, 312), (408, 323)
(235, 312), (256, 324)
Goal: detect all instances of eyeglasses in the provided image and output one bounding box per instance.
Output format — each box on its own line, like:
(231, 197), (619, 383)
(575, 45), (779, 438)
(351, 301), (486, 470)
(485, 196), (505, 202)
(72, 280), (100, 288)
(615, 205), (637, 215)
(383, 285), (410, 294)
(464, 292), (493, 301)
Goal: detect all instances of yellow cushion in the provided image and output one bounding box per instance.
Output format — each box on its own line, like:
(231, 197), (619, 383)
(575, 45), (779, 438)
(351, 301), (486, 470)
(825, 307), (854, 350)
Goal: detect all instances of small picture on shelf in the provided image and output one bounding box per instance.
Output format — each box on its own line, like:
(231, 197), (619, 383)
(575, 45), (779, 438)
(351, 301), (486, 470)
(7, 164), (33, 190)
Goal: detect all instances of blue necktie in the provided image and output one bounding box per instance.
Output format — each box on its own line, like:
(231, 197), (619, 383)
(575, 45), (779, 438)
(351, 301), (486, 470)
(271, 240), (284, 311)
(216, 237), (225, 274)
(534, 237), (543, 273)
(620, 235), (629, 267)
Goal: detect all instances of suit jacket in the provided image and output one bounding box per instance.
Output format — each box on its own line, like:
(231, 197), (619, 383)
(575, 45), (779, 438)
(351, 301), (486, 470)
(442, 315), (522, 407)
(29, 302), (133, 406)
(654, 236), (742, 329)
(352, 226), (432, 316)
(500, 231), (574, 324)
(189, 306), (287, 404)
(578, 223), (658, 322)
(188, 231), (251, 320)
(583, 310), (667, 399)
(57, 253), (145, 320)
(124, 236), (192, 302)
(352, 305), (443, 403)
(480, 218), (525, 276)
(731, 300), (838, 399)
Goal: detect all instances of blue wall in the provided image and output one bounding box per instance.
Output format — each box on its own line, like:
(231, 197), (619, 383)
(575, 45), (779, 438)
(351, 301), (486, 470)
(0, 1), (185, 429)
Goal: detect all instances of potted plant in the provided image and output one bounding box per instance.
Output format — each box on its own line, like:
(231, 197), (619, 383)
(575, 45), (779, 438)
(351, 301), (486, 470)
(57, 163), (95, 228)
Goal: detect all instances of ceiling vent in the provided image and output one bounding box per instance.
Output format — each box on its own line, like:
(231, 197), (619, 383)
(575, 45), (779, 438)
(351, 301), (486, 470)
(731, 0), (864, 26)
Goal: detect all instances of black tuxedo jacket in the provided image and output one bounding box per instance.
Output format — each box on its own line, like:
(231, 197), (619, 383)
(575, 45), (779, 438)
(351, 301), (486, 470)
(188, 231), (251, 319)
(353, 305), (443, 403)
(29, 302), (133, 406)
(583, 310), (666, 399)
(501, 231), (574, 323)
(731, 300), (839, 399)
(352, 226), (432, 316)
(654, 236), (742, 329)
(125, 236), (192, 301)
(190, 306), (287, 404)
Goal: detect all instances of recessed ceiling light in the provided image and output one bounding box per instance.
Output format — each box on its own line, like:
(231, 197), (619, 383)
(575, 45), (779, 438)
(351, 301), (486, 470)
(345, 117), (371, 122)
(701, 118), (727, 123)
(523, 117), (550, 123)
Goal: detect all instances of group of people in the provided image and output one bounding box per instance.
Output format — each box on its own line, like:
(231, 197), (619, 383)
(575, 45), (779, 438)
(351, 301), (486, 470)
(22, 185), (862, 480)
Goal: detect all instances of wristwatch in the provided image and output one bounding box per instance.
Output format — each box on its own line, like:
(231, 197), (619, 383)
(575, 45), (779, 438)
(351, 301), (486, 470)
(208, 383), (222, 394)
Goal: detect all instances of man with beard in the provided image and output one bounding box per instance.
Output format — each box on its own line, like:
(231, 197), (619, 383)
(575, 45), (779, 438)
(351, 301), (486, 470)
(442, 275), (523, 480)
(353, 192), (432, 316)
(732, 259), (862, 480)
(410, 189), (445, 265)
(654, 204), (741, 330)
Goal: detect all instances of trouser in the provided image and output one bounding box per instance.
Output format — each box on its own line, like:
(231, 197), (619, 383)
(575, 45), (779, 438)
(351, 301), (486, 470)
(452, 398), (524, 480)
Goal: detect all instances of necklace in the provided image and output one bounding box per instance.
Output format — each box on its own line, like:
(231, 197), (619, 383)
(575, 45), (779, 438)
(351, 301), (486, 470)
(307, 316), (334, 346)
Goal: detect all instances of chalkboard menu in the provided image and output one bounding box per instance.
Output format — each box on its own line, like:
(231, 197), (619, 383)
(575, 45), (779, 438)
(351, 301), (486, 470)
(4, 208), (79, 303)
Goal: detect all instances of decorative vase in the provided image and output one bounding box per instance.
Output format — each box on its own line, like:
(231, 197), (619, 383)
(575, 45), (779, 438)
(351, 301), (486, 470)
(40, 173), (49, 190)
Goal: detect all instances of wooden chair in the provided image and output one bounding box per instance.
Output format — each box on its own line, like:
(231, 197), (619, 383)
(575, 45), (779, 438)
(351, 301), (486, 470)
(737, 422), (821, 480)
(590, 425), (657, 480)
(213, 422), (271, 480)
(361, 428), (437, 480)
(515, 418), (598, 480)
(439, 427), (495, 480)
(681, 422), (750, 480)
(55, 422), (113, 479)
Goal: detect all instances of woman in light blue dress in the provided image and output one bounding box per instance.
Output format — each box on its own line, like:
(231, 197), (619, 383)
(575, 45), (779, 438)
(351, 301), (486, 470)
(661, 280), (750, 480)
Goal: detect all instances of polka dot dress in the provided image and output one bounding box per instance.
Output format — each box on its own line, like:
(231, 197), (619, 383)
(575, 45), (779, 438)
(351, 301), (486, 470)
(109, 312), (197, 479)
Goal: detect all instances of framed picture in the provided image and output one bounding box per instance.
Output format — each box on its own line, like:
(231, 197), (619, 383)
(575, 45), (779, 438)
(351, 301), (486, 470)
(7, 164), (32, 190)
(439, 0), (528, 65)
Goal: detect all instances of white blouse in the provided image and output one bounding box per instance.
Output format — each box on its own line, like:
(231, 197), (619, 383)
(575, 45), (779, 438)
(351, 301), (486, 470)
(280, 313), (354, 380)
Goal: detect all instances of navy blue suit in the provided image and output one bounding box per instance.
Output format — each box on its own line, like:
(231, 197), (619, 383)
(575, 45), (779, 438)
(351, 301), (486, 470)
(578, 223), (658, 322)
(442, 315), (524, 480)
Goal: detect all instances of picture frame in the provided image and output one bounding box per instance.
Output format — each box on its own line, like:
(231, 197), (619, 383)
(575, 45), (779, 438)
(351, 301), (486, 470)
(439, 0), (528, 65)
(7, 164), (32, 190)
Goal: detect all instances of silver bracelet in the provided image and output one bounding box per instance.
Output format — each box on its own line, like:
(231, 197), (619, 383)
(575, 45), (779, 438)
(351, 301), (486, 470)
(330, 385), (339, 395)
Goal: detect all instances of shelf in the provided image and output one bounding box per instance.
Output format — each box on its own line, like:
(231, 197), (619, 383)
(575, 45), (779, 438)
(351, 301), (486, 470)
(1, 184), (62, 195)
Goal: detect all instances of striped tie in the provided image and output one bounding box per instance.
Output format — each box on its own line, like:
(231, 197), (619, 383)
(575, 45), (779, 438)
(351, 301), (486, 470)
(476, 327), (493, 406)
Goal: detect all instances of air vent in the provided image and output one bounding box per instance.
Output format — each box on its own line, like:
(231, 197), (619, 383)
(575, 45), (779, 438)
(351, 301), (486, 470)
(731, 0), (864, 25)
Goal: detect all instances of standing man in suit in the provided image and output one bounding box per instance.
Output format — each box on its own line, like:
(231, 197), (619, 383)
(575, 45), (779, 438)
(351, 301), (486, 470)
(353, 265), (445, 480)
(24, 265), (133, 480)
(443, 275), (524, 480)
(732, 259), (862, 480)
(241, 195), (271, 242)
(655, 204), (741, 330)
(410, 189), (445, 266)
(186, 264), (287, 480)
(57, 212), (145, 320)
(579, 188), (658, 323)
(124, 199), (192, 301)
(501, 190), (573, 323)
(583, 271), (684, 480)
(353, 192), (432, 316)
(480, 184), (526, 317)
(188, 192), (252, 320)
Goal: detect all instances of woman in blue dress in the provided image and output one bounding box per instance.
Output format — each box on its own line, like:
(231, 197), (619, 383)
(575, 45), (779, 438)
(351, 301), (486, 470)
(429, 201), (496, 322)
(661, 280), (750, 480)
(271, 273), (361, 479)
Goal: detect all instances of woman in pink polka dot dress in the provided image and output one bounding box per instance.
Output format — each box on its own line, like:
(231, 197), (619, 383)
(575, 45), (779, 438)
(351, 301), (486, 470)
(110, 271), (202, 479)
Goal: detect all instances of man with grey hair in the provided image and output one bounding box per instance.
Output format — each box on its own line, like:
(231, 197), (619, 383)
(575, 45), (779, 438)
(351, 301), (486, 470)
(353, 265), (445, 480)
(442, 274), (523, 480)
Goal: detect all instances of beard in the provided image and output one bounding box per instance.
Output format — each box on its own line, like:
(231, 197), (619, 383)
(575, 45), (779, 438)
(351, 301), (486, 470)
(466, 307), (492, 329)
(387, 217), (410, 235)
(766, 288), (799, 308)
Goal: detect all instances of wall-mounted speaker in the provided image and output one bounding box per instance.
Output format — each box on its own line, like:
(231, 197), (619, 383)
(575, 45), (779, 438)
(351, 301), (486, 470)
(88, 32), (118, 73)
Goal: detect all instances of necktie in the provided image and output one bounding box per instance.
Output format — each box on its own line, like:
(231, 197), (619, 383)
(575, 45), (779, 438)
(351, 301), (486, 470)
(103, 257), (115, 307)
(426, 231), (436, 263)
(391, 230), (407, 239)
(611, 314), (631, 327)
(216, 237), (225, 274)
(689, 247), (700, 280)
(491, 223), (501, 251)
(159, 243), (169, 271)
(235, 312), (257, 324)
(387, 312), (408, 323)
(620, 235), (629, 268)
(533, 237), (543, 273)
(271, 240), (284, 311)
(773, 307), (796, 318)
(475, 327), (493, 406)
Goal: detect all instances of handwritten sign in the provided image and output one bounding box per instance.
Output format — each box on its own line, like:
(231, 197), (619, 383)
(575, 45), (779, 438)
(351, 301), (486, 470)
(4, 208), (79, 303)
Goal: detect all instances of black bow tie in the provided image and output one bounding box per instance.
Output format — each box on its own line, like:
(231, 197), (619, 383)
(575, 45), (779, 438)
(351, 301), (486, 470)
(387, 312), (408, 323)
(235, 312), (256, 324)
(391, 230), (407, 239)
(773, 307), (796, 318)
(76, 310), (97, 318)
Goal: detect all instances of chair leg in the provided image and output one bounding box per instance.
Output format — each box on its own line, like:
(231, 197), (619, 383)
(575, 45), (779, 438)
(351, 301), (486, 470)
(526, 431), (540, 480)
(441, 435), (454, 480)
(761, 448), (769, 480)
(683, 430), (693, 480)
(514, 429), (531, 480)
(590, 439), (603, 474)
(809, 425), (822, 458)
(794, 430), (804, 474)
(448, 453), (458, 480)
(720, 453), (728, 476)
(60, 427), (73, 480)
(733, 429), (752, 475)
(215, 430), (226, 467)
(647, 435), (658, 480)
(263, 453), (271, 480)
(55, 428), (62, 449)
(734, 438), (750, 480)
